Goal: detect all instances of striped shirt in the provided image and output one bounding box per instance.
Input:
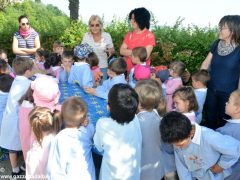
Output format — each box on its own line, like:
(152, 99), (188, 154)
(14, 31), (39, 59)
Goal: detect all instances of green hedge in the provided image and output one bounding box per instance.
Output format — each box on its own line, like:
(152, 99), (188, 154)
(0, 1), (217, 73)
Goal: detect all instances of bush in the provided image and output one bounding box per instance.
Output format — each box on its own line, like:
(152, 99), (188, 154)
(0, 0), (70, 61)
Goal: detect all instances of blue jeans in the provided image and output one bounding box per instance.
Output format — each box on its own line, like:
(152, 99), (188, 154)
(205, 88), (230, 129)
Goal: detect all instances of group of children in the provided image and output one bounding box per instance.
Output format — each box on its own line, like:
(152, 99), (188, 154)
(0, 41), (240, 180)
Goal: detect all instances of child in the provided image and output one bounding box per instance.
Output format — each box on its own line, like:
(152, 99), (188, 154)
(135, 79), (177, 180)
(34, 47), (49, 72)
(217, 90), (240, 180)
(26, 106), (61, 180)
(94, 84), (142, 179)
(0, 49), (14, 74)
(0, 57), (33, 177)
(164, 61), (185, 112)
(68, 43), (95, 88)
(58, 50), (73, 82)
(173, 86), (198, 123)
(191, 69), (210, 124)
(160, 111), (240, 180)
(0, 73), (14, 131)
(52, 40), (64, 57)
(47, 97), (95, 179)
(86, 52), (103, 86)
(44, 53), (62, 77)
(129, 47), (151, 87)
(19, 76), (61, 160)
(84, 57), (127, 99)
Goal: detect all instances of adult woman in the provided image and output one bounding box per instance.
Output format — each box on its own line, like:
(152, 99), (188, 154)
(201, 15), (240, 129)
(82, 15), (115, 80)
(120, 7), (156, 72)
(12, 15), (40, 59)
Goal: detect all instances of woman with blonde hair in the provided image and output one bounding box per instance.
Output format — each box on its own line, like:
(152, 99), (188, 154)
(82, 15), (115, 81)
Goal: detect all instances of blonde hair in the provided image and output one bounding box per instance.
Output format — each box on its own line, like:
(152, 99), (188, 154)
(173, 86), (198, 112)
(29, 107), (61, 146)
(231, 90), (240, 106)
(88, 15), (103, 32)
(192, 69), (210, 86)
(135, 79), (166, 116)
(61, 97), (88, 128)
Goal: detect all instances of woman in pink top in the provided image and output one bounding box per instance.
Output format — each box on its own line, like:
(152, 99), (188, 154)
(26, 106), (61, 180)
(19, 75), (61, 160)
(120, 7), (156, 72)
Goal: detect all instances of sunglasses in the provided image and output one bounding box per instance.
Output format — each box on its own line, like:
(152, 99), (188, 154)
(90, 24), (100, 27)
(21, 22), (30, 26)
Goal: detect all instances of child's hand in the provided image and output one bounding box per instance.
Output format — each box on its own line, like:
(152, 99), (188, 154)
(210, 164), (224, 173)
(61, 64), (71, 73)
(84, 87), (96, 95)
(81, 118), (89, 127)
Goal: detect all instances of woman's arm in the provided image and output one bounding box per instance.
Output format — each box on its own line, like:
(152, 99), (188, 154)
(200, 52), (213, 70)
(12, 36), (29, 55)
(145, 45), (154, 59)
(120, 42), (132, 57)
(20, 36), (41, 54)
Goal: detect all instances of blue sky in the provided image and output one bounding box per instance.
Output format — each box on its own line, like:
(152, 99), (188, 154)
(42, 0), (240, 27)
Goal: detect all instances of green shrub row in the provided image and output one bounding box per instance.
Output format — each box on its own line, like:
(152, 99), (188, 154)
(0, 1), (217, 73)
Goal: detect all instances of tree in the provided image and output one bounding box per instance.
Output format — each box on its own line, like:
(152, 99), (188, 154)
(35, 0), (41, 2)
(68, 0), (79, 20)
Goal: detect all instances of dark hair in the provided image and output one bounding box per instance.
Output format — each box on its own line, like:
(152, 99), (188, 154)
(109, 57), (127, 75)
(132, 47), (147, 62)
(0, 49), (7, 56)
(0, 59), (7, 73)
(61, 97), (88, 128)
(160, 111), (192, 143)
(29, 106), (61, 146)
(61, 50), (73, 60)
(86, 52), (99, 68)
(135, 79), (166, 115)
(44, 53), (61, 69)
(18, 14), (29, 23)
(36, 48), (49, 59)
(173, 86), (199, 112)
(12, 57), (33, 75)
(129, 7), (151, 30)
(108, 84), (138, 124)
(192, 69), (210, 86)
(53, 40), (64, 48)
(19, 87), (34, 105)
(219, 15), (240, 45)
(0, 74), (14, 92)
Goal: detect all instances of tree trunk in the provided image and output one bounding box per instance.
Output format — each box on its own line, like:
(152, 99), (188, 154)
(69, 0), (79, 20)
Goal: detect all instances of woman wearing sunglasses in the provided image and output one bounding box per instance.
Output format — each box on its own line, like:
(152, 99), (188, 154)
(82, 15), (115, 81)
(12, 15), (40, 60)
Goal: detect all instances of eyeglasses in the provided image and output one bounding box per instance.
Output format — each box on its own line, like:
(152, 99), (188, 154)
(90, 24), (100, 27)
(21, 22), (30, 26)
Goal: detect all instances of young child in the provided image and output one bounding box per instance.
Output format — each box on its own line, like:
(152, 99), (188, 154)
(58, 50), (73, 82)
(160, 111), (240, 180)
(34, 47), (49, 72)
(52, 40), (64, 57)
(47, 97), (95, 179)
(216, 90), (240, 180)
(68, 43), (95, 88)
(0, 73), (14, 131)
(173, 86), (198, 123)
(0, 57), (33, 177)
(26, 106), (61, 180)
(86, 52), (103, 86)
(94, 84), (142, 179)
(191, 69), (210, 124)
(129, 47), (151, 87)
(164, 61), (185, 112)
(135, 79), (177, 180)
(19, 76), (61, 160)
(44, 53), (62, 77)
(84, 57), (127, 99)
(0, 49), (14, 74)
